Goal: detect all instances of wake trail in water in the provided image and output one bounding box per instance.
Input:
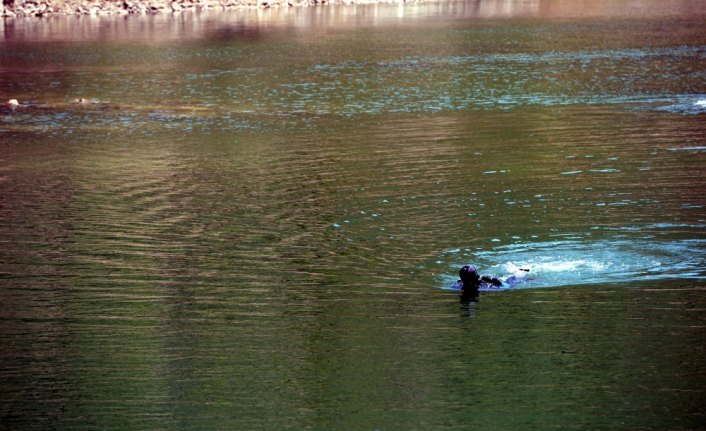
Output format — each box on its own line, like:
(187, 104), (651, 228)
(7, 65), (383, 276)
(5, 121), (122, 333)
(436, 237), (706, 290)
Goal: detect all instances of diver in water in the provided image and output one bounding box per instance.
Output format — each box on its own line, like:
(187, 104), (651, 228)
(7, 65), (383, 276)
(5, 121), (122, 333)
(455, 265), (500, 302)
(454, 264), (530, 302)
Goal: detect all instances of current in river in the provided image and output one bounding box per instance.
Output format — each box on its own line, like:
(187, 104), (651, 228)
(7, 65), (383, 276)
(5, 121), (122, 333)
(1, 0), (705, 429)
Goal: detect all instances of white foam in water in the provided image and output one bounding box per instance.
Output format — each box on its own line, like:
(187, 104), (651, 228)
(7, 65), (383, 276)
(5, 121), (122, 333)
(511, 259), (607, 274)
(438, 237), (706, 290)
(496, 258), (614, 288)
(654, 96), (706, 115)
(668, 146), (706, 152)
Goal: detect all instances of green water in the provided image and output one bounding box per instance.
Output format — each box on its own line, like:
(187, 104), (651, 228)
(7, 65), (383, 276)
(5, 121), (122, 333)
(1, 1), (705, 429)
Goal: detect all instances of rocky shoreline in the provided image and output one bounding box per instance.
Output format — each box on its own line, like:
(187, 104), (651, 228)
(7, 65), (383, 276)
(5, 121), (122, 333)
(1, 0), (413, 17)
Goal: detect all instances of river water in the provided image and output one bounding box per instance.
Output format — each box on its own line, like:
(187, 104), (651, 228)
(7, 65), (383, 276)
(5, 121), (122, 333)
(1, 1), (705, 429)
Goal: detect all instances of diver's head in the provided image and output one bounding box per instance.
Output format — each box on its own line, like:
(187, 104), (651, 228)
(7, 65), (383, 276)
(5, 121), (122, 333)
(459, 265), (479, 283)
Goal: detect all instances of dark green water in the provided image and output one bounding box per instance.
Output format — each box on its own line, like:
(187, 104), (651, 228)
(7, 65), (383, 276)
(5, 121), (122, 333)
(1, 1), (705, 429)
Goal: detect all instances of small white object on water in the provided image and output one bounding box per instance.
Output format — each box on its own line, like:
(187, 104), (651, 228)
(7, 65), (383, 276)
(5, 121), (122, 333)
(694, 99), (706, 106)
(506, 262), (530, 278)
(8, 99), (19, 107)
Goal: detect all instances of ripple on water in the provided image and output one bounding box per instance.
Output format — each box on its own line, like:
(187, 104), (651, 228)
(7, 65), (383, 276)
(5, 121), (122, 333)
(668, 145), (706, 152)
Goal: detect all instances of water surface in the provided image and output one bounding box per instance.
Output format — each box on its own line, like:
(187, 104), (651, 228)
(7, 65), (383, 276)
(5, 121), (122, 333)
(1, 1), (705, 429)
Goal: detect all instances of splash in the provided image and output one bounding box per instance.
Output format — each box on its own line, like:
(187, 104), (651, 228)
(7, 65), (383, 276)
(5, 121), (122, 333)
(654, 95), (706, 115)
(436, 237), (706, 290)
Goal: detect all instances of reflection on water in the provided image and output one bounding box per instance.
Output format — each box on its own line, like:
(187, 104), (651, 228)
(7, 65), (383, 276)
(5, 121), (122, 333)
(1, 0), (705, 42)
(1, 1), (705, 430)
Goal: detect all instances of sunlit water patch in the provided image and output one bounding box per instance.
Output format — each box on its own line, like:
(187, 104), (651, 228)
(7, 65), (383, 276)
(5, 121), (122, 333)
(435, 236), (706, 291)
(304, 45), (706, 114)
(5, 41), (702, 132)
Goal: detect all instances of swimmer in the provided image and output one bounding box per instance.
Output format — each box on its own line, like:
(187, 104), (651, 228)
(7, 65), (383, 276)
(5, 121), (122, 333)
(454, 265), (502, 302)
(453, 264), (531, 302)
